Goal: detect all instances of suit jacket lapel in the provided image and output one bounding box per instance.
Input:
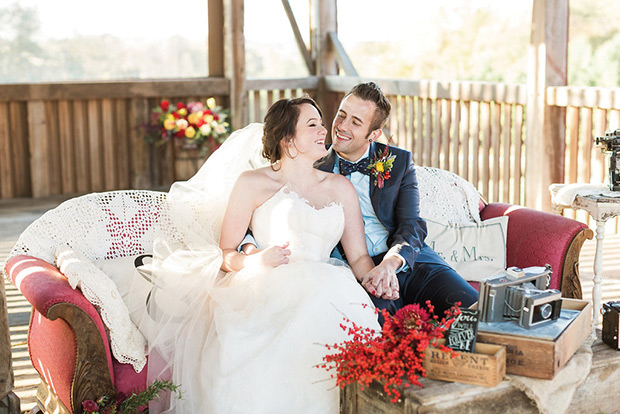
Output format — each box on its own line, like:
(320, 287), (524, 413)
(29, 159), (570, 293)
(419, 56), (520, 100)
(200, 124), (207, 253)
(369, 141), (381, 214)
(315, 148), (337, 173)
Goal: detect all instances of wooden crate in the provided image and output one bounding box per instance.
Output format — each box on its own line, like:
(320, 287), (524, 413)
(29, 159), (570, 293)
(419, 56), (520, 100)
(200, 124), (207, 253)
(423, 341), (506, 387)
(477, 298), (591, 379)
(340, 330), (617, 414)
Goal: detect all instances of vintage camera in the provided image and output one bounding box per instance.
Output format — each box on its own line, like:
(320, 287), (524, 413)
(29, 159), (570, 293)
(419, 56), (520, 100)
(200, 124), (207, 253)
(478, 265), (562, 329)
(595, 129), (620, 191)
(602, 301), (620, 350)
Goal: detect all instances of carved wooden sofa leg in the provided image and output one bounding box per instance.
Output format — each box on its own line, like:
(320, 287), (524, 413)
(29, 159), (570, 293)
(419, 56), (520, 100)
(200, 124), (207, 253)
(7, 256), (118, 414)
(35, 377), (70, 414)
(46, 303), (116, 413)
(32, 302), (116, 414)
(561, 227), (594, 299)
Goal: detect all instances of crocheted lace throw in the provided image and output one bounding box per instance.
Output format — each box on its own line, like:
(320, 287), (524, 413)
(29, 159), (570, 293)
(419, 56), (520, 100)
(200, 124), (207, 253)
(415, 166), (482, 225)
(9, 190), (167, 372)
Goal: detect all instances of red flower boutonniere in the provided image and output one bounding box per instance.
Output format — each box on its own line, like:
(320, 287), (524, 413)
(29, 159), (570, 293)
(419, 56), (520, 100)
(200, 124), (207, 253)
(367, 144), (396, 189)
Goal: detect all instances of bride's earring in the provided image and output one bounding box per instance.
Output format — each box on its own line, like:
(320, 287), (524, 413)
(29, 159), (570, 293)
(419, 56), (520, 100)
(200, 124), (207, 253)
(287, 145), (298, 159)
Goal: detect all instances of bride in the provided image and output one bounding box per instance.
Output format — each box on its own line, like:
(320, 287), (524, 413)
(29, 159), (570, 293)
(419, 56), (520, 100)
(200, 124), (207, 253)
(142, 96), (380, 413)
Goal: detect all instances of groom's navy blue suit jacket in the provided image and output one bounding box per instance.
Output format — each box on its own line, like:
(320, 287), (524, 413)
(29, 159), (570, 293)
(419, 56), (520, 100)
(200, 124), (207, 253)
(315, 141), (446, 269)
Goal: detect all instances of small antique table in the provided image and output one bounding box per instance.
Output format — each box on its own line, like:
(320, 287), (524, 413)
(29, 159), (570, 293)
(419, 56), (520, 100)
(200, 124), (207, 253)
(549, 184), (620, 324)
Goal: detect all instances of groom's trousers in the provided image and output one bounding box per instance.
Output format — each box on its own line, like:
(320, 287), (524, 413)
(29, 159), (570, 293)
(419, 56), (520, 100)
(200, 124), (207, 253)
(368, 253), (478, 321)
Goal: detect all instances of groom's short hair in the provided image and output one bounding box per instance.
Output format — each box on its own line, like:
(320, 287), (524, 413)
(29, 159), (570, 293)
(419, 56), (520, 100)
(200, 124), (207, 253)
(346, 82), (391, 132)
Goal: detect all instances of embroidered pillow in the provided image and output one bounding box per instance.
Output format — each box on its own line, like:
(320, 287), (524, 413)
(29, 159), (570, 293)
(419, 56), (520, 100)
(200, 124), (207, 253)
(425, 216), (508, 282)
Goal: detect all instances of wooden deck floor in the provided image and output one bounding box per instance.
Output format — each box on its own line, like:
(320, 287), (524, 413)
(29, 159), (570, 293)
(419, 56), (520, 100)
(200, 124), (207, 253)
(2, 196), (620, 413)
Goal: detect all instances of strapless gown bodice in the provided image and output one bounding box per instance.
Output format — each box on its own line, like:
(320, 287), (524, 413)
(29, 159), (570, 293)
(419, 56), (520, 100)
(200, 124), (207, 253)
(251, 186), (344, 263)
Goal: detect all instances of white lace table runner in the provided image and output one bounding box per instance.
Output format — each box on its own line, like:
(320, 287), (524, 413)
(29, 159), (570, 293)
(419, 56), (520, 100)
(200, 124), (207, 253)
(550, 183), (620, 207)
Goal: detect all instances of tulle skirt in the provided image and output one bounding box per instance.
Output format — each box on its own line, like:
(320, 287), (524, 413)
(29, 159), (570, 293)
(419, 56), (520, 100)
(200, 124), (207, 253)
(156, 259), (379, 413)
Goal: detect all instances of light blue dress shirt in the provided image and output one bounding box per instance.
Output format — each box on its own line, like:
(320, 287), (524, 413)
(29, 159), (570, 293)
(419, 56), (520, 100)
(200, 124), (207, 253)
(334, 148), (408, 273)
(334, 147), (389, 256)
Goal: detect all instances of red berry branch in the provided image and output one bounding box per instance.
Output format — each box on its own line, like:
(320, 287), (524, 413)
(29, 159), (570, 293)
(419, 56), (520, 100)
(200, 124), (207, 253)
(320, 301), (461, 403)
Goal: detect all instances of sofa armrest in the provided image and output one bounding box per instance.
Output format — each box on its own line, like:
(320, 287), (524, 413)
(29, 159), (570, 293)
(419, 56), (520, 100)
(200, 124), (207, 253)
(5, 255), (115, 413)
(480, 203), (593, 298)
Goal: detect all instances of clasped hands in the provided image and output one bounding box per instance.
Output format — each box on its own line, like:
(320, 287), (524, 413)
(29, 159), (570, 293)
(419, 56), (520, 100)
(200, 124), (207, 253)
(361, 256), (400, 301)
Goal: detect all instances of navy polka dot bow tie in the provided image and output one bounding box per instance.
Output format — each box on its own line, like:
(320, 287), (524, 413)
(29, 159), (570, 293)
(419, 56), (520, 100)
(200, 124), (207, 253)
(339, 157), (371, 176)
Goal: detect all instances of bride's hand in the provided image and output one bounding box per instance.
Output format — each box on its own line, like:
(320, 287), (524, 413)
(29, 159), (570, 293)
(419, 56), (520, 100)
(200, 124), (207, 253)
(246, 242), (291, 267)
(362, 261), (400, 300)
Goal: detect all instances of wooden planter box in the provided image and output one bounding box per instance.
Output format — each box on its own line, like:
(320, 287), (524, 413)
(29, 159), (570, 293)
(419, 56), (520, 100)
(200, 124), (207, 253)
(477, 298), (592, 379)
(423, 341), (506, 387)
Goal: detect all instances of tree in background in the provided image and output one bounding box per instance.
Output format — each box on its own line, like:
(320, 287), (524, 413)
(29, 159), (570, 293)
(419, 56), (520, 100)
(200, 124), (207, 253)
(0, 3), (45, 83)
(569, 0), (620, 87)
(1, 1), (620, 87)
(0, 2), (207, 82)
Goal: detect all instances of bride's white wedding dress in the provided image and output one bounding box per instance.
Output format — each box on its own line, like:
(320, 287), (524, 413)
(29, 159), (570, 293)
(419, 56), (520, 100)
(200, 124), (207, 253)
(141, 124), (380, 413)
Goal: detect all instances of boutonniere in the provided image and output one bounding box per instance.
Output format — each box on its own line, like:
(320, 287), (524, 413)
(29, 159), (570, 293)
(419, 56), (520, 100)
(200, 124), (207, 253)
(367, 144), (396, 188)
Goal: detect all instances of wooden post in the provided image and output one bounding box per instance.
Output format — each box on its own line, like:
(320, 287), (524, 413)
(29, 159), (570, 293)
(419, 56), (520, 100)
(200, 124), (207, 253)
(311, 0), (340, 137)
(0, 280), (13, 403)
(525, 0), (568, 211)
(223, 0), (247, 130)
(208, 0), (224, 77)
(27, 101), (51, 198)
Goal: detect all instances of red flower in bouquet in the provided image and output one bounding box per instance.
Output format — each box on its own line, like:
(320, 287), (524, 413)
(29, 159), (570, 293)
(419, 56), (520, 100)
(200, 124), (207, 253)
(321, 301), (460, 403)
(143, 97), (230, 155)
(82, 399), (99, 412)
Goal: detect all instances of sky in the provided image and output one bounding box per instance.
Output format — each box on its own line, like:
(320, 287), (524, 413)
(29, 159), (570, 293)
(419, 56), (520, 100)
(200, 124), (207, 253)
(2, 0), (527, 43)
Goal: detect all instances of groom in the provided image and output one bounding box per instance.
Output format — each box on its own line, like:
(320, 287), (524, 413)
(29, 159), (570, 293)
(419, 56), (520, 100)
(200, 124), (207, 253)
(315, 82), (477, 317)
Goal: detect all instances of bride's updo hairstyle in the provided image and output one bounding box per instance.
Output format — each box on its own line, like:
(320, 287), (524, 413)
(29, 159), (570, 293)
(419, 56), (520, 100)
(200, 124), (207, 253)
(262, 96), (322, 166)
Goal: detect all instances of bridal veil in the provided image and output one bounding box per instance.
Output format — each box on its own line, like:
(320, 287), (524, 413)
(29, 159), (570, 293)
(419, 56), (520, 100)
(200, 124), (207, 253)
(135, 123), (269, 412)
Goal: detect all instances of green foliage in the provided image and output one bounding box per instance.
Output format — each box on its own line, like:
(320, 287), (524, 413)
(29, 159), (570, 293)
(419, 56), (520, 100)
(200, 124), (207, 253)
(119, 380), (182, 414)
(81, 379), (182, 414)
(568, 0), (620, 87)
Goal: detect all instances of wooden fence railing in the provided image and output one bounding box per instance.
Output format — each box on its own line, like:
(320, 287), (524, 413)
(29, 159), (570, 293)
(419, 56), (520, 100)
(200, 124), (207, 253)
(0, 78), (229, 198)
(246, 78), (319, 124)
(547, 86), (620, 228)
(325, 77), (528, 206)
(2, 76), (620, 218)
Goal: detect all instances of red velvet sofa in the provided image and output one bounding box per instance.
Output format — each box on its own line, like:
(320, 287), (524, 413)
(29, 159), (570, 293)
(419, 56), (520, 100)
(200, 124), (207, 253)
(4, 186), (593, 413)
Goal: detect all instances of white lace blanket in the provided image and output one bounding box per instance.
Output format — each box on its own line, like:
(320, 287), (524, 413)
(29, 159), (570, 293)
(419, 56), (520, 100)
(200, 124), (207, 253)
(415, 166), (482, 225)
(8, 190), (166, 372)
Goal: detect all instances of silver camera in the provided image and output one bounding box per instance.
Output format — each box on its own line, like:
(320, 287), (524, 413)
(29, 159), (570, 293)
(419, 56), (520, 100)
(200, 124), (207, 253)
(478, 265), (562, 329)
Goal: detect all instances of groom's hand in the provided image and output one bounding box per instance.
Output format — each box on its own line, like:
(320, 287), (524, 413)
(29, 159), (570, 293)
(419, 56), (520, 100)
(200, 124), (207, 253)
(362, 257), (401, 300)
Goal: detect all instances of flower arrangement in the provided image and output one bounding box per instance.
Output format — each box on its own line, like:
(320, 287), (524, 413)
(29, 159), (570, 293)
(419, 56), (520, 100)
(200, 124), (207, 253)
(81, 379), (182, 414)
(144, 97), (230, 154)
(367, 144), (396, 189)
(320, 301), (460, 403)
